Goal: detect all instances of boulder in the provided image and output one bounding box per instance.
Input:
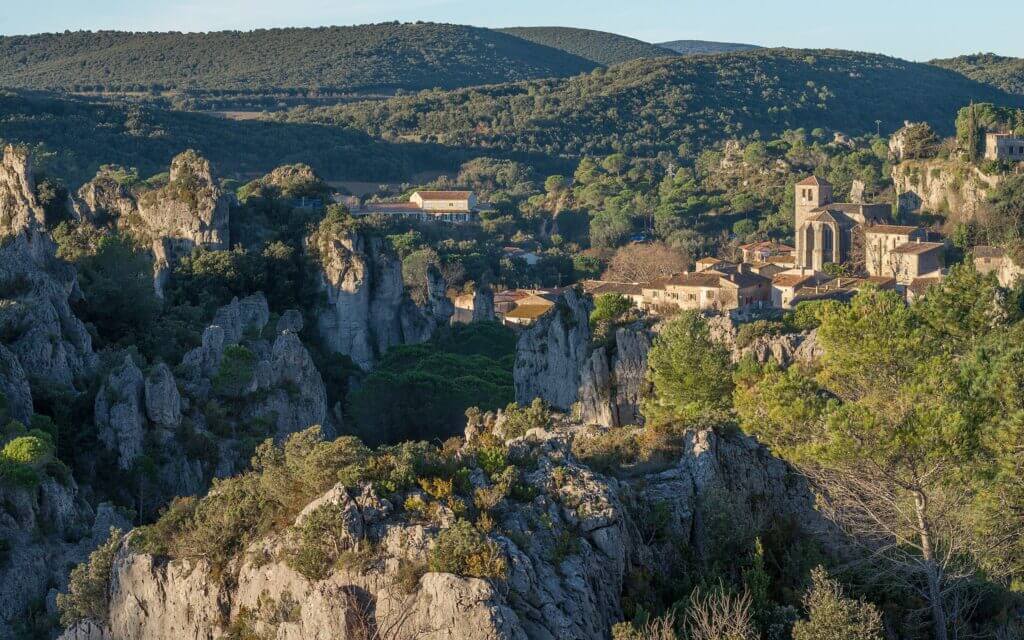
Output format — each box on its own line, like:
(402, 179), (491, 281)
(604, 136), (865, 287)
(143, 363), (181, 428)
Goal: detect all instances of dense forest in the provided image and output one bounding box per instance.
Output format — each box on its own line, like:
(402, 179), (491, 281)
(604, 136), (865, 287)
(657, 39), (762, 55)
(0, 90), (467, 186)
(496, 27), (675, 65)
(0, 23), (601, 95)
(931, 53), (1024, 95)
(276, 49), (1024, 160)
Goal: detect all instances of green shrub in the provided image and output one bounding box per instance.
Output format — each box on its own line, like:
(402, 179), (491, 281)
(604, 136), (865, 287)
(590, 293), (634, 329)
(734, 319), (782, 349)
(286, 502), (359, 580)
(57, 528), (122, 627)
(791, 567), (884, 640)
(2, 435), (53, 466)
(428, 519), (507, 580)
(501, 398), (550, 440)
(212, 344), (257, 396)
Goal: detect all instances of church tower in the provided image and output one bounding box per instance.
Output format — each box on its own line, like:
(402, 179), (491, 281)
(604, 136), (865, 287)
(794, 176), (832, 230)
(794, 176), (833, 270)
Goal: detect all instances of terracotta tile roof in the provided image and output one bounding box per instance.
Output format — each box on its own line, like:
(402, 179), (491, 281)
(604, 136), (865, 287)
(589, 281), (644, 296)
(908, 277), (943, 295)
(805, 210), (840, 223)
(772, 273), (816, 288)
(727, 271), (772, 288)
(503, 304), (554, 320)
(865, 276), (897, 288)
(890, 241), (945, 255)
(665, 272), (724, 288)
(740, 240), (795, 252)
(695, 257), (723, 264)
(865, 224), (919, 235)
(797, 176), (831, 187)
(413, 190), (472, 200)
(972, 245), (1006, 258)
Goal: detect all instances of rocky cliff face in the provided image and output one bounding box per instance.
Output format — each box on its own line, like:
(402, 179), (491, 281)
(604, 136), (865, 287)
(892, 158), (1000, 221)
(513, 289), (592, 411)
(577, 325), (652, 427)
(0, 146), (97, 392)
(311, 229), (453, 370)
(58, 417), (827, 640)
(94, 293), (330, 505)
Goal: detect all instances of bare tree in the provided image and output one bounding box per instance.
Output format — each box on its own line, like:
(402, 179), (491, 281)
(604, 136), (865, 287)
(686, 587), (756, 640)
(602, 241), (689, 283)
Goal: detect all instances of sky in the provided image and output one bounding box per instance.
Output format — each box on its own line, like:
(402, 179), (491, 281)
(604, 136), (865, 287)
(2, 0), (1023, 62)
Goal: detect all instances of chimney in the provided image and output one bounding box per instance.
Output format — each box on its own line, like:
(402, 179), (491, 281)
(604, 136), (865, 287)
(916, 237), (921, 244)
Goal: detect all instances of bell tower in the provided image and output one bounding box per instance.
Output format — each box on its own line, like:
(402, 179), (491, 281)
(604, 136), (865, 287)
(794, 176), (832, 230)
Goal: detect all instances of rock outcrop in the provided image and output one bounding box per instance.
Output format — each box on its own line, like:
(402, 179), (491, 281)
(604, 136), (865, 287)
(95, 356), (147, 470)
(578, 325), (652, 427)
(892, 158), (1000, 221)
(59, 419), (828, 640)
(708, 315), (822, 366)
(0, 146), (97, 391)
(514, 289), (593, 411)
(0, 475), (129, 639)
(311, 229), (453, 370)
(472, 282), (495, 322)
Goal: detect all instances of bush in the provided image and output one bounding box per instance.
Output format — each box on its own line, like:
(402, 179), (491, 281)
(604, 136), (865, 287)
(734, 319), (782, 349)
(791, 567), (884, 640)
(286, 503), (361, 580)
(428, 519), (507, 580)
(590, 293), (634, 329)
(212, 344), (257, 396)
(1, 434), (53, 466)
(500, 398), (549, 440)
(57, 528), (122, 627)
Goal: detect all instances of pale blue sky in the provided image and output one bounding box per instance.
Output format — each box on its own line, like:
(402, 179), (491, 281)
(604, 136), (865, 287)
(2, 0), (1022, 61)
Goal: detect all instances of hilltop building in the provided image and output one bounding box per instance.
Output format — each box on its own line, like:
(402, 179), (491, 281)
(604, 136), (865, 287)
(973, 245), (1024, 287)
(352, 190), (483, 222)
(794, 176), (891, 270)
(985, 132), (1024, 162)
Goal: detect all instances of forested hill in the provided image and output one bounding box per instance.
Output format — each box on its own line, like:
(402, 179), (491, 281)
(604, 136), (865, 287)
(275, 48), (1024, 159)
(0, 91), (465, 186)
(497, 27), (675, 65)
(0, 23), (601, 94)
(658, 40), (762, 55)
(931, 53), (1024, 95)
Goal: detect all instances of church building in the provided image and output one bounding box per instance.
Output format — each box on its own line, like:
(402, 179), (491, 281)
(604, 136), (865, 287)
(793, 176), (892, 270)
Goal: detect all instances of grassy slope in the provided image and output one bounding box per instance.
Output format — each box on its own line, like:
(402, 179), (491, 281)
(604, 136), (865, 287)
(0, 23), (600, 94)
(497, 26), (675, 65)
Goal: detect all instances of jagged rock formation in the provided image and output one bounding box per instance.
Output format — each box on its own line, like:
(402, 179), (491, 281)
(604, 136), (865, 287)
(0, 475), (129, 639)
(73, 151), (230, 296)
(310, 228), (453, 370)
(472, 282), (495, 322)
(708, 315), (822, 366)
(58, 419), (828, 640)
(578, 325), (652, 427)
(892, 158), (1000, 221)
(514, 289), (592, 411)
(93, 293), (329, 503)
(0, 146), (97, 391)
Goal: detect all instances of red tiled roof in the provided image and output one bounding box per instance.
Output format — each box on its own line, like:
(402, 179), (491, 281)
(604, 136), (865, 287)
(413, 190), (472, 200)
(890, 241), (944, 255)
(865, 224), (919, 235)
(797, 176), (831, 187)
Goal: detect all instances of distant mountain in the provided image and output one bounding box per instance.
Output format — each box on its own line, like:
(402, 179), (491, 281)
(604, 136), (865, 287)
(277, 48), (1024, 160)
(0, 23), (601, 95)
(658, 40), (762, 56)
(931, 53), (1024, 95)
(497, 26), (675, 66)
